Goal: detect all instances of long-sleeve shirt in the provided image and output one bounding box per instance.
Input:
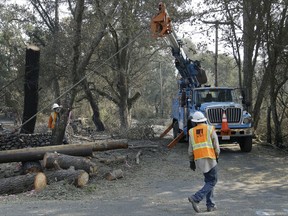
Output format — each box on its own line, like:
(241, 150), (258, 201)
(188, 124), (220, 173)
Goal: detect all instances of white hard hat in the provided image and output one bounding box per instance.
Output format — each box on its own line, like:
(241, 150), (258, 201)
(52, 103), (60, 110)
(192, 111), (207, 123)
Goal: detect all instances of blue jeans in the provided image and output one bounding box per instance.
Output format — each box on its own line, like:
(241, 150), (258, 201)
(192, 166), (218, 208)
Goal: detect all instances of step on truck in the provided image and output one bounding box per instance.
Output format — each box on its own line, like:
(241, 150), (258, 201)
(151, 2), (254, 152)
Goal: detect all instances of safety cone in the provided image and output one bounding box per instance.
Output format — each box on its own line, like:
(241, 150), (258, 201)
(221, 111), (231, 135)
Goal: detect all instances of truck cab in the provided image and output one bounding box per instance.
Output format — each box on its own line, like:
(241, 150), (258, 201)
(172, 86), (254, 152)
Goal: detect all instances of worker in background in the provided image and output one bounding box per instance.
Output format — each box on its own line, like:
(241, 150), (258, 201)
(187, 111), (220, 213)
(48, 103), (69, 144)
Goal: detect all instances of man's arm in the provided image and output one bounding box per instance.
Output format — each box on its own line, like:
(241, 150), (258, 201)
(188, 134), (194, 161)
(211, 129), (220, 157)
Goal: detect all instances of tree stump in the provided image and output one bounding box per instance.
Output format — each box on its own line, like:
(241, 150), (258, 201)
(44, 167), (89, 187)
(43, 152), (97, 174)
(0, 172), (47, 195)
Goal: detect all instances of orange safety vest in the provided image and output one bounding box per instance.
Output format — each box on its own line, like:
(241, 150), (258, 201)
(48, 112), (58, 129)
(189, 124), (216, 160)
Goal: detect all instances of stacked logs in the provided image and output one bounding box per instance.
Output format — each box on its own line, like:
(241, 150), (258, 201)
(0, 133), (52, 150)
(0, 139), (129, 195)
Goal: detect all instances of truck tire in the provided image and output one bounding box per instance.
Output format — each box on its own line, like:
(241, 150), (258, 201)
(239, 137), (253, 152)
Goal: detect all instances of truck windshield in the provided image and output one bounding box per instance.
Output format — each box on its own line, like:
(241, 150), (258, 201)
(195, 89), (234, 104)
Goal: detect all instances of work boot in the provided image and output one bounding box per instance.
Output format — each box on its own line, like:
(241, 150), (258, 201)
(188, 196), (201, 213)
(207, 205), (217, 212)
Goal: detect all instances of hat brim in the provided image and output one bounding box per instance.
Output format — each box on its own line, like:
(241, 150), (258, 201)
(192, 118), (207, 122)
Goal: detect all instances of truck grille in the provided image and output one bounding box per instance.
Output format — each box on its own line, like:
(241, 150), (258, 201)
(207, 107), (242, 124)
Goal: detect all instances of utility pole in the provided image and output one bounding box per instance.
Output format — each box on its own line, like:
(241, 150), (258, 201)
(202, 20), (231, 87)
(159, 62), (164, 118)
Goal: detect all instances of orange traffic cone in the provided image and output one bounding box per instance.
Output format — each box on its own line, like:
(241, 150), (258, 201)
(221, 111), (231, 135)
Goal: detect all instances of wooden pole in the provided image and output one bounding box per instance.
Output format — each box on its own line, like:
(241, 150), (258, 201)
(0, 139), (128, 163)
(0, 144), (93, 163)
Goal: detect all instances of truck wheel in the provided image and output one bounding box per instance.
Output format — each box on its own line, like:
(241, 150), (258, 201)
(239, 137), (252, 152)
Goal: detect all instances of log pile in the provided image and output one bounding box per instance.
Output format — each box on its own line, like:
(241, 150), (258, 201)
(0, 139), (130, 195)
(0, 133), (52, 150)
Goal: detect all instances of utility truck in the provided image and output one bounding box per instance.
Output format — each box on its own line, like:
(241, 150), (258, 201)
(151, 2), (253, 152)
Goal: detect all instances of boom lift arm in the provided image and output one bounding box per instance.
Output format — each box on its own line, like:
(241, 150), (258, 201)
(151, 2), (207, 88)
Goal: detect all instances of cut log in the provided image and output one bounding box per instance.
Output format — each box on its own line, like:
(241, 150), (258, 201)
(43, 152), (97, 174)
(0, 139), (128, 164)
(0, 172), (46, 195)
(96, 155), (127, 165)
(44, 167), (89, 187)
(0, 143), (93, 163)
(105, 169), (124, 181)
(89, 139), (128, 151)
(22, 161), (42, 174)
(129, 144), (158, 149)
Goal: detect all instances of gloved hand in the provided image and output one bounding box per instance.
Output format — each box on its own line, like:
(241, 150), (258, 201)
(190, 161), (196, 171)
(216, 158), (219, 163)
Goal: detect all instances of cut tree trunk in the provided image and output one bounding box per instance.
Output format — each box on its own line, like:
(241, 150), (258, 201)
(20, 45), (40, 134)
(22, 160), (43, 174)
(0, 144), (93, 163)
(0, 139), (128, 164)
(0, 172), (46, 195)
(43, 152), (97, 174)
(44, 167), (89, 187)
(96, 155), (127, 165)
(90, 139), (128, 151)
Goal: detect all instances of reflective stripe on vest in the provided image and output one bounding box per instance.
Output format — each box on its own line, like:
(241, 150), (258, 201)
(189, 124), (216, 160)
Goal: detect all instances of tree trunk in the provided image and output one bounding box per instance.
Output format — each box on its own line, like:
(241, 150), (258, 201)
(242, 0), (258, 113)
(266, 106), (272, 144)
(0, 172), (46, 195)
(43, 152), (97, 174)
(20, 45), (40, 134)
(253, 67), (270, 130)
(82, 79), (105, 131)
(45, 167), (89, 187)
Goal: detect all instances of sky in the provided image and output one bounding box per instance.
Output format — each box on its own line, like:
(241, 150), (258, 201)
(6, 0), (220, 53)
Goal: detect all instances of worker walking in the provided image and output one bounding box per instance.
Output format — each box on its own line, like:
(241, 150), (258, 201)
(188, 111), (220, 213)
(48, 103), (69, 144)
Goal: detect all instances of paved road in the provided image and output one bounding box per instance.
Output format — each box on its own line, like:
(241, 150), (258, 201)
(0, 142), (287, 216)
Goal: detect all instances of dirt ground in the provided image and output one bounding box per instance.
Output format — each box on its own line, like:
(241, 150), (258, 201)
(0, 126), (288, 216)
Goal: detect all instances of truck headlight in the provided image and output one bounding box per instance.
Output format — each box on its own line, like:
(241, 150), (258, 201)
(243, 116), (252, 124)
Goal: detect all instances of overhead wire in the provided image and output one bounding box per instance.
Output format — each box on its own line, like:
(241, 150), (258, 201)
(17, 29), (147, 131)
